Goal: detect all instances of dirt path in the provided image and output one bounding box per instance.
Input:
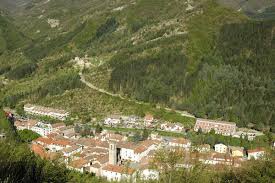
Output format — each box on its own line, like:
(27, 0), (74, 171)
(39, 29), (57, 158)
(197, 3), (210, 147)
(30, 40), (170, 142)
(77, 58), (195, 119)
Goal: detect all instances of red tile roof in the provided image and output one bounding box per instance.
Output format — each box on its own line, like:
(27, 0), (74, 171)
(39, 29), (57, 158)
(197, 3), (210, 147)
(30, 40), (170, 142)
(247, 148), (265, 153)
(170, 138), (190, 145)
(102, 164), (135, 175)
(34, 137), (53, 145)
(69, 158), (89, 169)
(52, 123), (66, 128)
(31, 144), (47, 158)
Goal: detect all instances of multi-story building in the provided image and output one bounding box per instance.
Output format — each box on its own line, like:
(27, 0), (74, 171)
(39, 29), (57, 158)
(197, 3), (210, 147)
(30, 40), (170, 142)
(194, 118), (236, 136)
(24, 104), (69, 121)
(214, 143), (228, 154)
(31, 122), (53, 136)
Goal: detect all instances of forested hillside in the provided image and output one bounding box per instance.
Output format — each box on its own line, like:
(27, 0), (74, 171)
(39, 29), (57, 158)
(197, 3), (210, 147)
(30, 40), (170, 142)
(108, 2), (275, 130)
(0, 0), (274, 130)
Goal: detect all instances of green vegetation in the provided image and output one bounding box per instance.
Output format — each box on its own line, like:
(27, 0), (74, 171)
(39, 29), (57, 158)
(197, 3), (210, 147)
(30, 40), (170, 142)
(6, 62), (37, 80)
(0, 15), (29, 54)
(0, 0), (274, 130)
(96, 17), (119, 38)
(187, 130), (273, 150)
(152, 148), (275, 183)
(109, 47), (187, 104)
(17, 129), (40, 142)
(107, 1), (275, 130)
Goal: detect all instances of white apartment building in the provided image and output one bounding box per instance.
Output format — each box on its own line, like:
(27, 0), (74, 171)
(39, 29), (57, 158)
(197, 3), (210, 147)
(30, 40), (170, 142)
(214, 143), (228, 154)
(24, 104), (69, 121)
(31, 122), (53, 136)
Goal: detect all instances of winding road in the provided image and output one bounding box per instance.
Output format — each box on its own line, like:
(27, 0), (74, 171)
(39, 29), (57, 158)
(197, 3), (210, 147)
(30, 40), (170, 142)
(77, 60), (195, 118)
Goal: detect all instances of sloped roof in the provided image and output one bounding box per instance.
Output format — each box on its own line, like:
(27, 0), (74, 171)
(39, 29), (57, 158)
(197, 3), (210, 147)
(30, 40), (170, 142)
(102, 164), (135, 175)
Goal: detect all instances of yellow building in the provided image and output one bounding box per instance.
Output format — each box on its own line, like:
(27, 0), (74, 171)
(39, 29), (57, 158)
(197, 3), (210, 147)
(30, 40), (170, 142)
(229, 146), (244, 157)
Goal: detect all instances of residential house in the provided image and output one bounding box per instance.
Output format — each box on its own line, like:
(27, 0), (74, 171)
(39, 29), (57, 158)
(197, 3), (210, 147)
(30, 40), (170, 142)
(247, 148), (265, 160)
(144, 114), (154, 127)
(229, 146), (244, 157)
(194, 144), (211, 153)
(139, 166), (159, 181)
(104, 115), (121, 126)
(101, 164), (136, 182)
(139, 156), (159, 180)
(52, 122), (66, 131)
(62, 145), (82, 157)
(14, 119), (38, 131)
(160, 122), (184, 133)
(133, 140), (159, 162)
(68, 158), (90, 173)
(168, 138), (191, 150)
(34, 136), (72, 152)
(120, 142), (136, 161)
(214, 143), (228, 154)
(233, 128), (264, 141)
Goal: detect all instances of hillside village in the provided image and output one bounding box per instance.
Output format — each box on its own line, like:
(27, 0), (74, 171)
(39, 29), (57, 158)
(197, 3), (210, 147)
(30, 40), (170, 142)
(4, 103), (272, 182)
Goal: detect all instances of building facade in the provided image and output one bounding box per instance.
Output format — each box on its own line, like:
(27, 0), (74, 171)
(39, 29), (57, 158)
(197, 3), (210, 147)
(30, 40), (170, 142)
(24, 104), (69, 121)
(194, 118), (236, 136)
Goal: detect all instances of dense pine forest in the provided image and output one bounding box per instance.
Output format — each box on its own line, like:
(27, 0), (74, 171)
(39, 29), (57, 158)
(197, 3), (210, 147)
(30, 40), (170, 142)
(109, 19), (275, 131)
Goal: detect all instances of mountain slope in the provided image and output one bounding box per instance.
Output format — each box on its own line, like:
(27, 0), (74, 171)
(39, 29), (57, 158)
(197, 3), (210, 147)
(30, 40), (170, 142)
(0, 0), (274, 130)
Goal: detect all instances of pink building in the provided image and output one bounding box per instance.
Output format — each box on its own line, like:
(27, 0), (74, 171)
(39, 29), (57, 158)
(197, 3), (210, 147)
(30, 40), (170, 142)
(194, 118), (236, 136)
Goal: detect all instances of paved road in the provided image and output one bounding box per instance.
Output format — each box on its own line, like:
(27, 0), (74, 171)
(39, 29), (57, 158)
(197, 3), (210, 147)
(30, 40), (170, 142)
(78, 65), (195, 118)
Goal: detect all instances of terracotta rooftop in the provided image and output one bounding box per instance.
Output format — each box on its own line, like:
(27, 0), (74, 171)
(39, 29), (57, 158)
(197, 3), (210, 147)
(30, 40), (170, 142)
(52, 122), (66, 129)
(247, 148), (265, 153)
(35, 137), (53, 145)
(118, 142), (137, 150)
(24, 104), (68, 115)
(170, 138), (190, 145)
(97, 154), (109, 164)
(102, 164), (135, 175)
(229, 146), (244, 152)
(62, 145), (80, 153)
(196, 118), (236, 126)
(15, 119), (38, 127)
(69, 158), (89, 169)
(134, 145), (147, 154)
(91, 163), (101, 169)
(46, 133), (59, 138)
(107, 133), (124, 141)
(31, 144), (47, 158)
(87, 147), (108, 154)
(53, 139), (72, 146)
